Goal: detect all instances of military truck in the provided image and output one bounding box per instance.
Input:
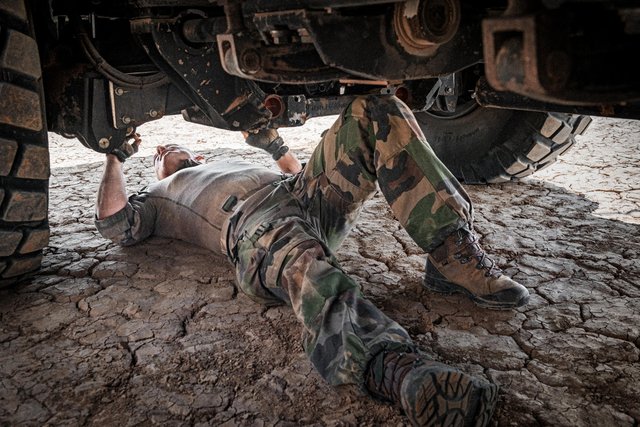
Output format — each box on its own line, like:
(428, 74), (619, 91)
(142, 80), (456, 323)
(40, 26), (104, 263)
(1, 0), (638, 283)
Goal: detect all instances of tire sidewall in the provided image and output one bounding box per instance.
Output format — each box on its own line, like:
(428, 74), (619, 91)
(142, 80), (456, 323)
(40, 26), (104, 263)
(416, 106), (551, 183)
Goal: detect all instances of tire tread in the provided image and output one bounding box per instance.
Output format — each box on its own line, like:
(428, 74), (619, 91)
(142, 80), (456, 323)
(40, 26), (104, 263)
(0, 0), (49, 283)
(418, 108), (592, 184)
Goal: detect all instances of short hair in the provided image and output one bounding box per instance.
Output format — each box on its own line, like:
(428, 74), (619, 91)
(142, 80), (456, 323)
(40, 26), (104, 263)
(175, 157), (202, 172)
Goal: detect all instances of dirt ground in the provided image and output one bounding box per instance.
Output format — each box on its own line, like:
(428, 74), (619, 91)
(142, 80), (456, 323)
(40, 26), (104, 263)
(1, 113), (639, 426)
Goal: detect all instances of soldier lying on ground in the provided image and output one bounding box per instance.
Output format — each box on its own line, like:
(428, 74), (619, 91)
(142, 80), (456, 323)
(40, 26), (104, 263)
(95, 95), (530, 426)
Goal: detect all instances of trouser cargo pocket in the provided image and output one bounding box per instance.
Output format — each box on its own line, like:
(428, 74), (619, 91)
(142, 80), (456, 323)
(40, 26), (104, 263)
(234, 218), (323, 306)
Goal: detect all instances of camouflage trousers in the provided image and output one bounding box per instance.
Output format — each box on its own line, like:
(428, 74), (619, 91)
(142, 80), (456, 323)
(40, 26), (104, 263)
(229, 95), (474, 389)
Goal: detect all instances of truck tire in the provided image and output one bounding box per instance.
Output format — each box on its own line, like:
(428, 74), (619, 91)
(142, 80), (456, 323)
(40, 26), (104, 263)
(0, 0), (50, 287)
(416, 106), (592, 184)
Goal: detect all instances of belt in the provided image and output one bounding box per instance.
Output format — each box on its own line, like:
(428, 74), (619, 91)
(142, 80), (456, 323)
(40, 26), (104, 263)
(221, 177), (304, 265)
(220, 178), (286, 264)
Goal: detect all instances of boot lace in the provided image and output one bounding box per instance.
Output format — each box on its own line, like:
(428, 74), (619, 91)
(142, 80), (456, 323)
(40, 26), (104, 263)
(453, 229), (502, 278)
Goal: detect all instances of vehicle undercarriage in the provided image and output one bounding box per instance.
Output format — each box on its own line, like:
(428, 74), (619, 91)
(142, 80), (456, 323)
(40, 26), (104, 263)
(0, 0), (638, 281)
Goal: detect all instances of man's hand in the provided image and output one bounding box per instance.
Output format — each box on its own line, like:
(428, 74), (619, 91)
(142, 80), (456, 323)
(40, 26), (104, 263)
(110, 133), (142, 163)
(242, 128), (302, 174)
(242, 128), (290, 160)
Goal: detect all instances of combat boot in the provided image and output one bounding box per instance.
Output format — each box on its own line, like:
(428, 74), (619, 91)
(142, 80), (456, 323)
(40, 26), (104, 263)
(424, 227), (529, 309)
(365, 351), (498, 426)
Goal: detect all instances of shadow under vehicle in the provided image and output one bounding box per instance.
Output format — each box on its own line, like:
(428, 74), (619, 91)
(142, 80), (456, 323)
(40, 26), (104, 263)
(0, 0), (638, 283)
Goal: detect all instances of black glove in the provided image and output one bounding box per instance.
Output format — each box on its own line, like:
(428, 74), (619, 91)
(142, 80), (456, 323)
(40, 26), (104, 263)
(244, 128), (289, 161)
(111, 133), (141, 163)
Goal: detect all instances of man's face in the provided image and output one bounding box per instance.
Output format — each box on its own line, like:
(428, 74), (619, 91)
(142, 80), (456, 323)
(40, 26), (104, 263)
(153, 144), (200, 180)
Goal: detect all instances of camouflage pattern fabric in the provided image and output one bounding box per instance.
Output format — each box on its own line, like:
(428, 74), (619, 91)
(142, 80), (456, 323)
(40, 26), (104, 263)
(230, 95), (474, 389)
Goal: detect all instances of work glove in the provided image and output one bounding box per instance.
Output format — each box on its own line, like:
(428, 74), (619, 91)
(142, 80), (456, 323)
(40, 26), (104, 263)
(244, 128), (289, 161)
(111, 132), (141, 163)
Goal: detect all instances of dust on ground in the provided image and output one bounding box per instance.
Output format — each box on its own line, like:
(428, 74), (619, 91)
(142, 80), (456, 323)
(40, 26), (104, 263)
(1, 114), (639, 426)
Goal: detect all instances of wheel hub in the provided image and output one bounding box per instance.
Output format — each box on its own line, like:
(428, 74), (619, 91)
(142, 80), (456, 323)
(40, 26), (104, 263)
(393, 0), (460, 56)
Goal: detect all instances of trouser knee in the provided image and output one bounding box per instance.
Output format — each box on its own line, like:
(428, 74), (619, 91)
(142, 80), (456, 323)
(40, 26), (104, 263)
(348, 95), (420, 163)
(351, 95), (414, 131)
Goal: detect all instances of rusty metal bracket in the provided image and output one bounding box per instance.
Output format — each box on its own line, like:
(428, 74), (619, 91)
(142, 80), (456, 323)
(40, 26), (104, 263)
(482, 5), (640, 105)
(108, 82), (191, 130)
(57, 76), (131, 153)
(482, 15), (567, 99)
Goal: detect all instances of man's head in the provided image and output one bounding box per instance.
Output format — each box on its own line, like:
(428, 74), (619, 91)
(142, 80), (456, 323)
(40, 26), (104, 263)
(153, 144), (204, 180)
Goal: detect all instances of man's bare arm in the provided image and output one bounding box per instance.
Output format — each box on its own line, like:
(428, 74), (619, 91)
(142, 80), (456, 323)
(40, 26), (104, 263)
(96, 154), (128, 220)
(275, 151), (302, 174)
(96, 133), (142, 219)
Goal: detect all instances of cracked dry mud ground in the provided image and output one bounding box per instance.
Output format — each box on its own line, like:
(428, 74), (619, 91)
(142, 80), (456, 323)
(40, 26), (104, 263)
(1, 115), (639, 426)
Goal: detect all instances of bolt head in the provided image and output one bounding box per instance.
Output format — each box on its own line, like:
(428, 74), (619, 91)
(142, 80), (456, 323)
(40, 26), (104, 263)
(98, 138), (110, 149)
(240, 49), (262, 74)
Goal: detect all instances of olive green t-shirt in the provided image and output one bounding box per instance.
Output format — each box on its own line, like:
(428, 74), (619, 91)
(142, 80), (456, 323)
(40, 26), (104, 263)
(95, 162), (282, 255)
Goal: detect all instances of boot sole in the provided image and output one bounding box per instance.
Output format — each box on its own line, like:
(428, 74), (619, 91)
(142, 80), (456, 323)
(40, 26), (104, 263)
(424, 271), (530, 310)
(403, 364), (499, 427)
